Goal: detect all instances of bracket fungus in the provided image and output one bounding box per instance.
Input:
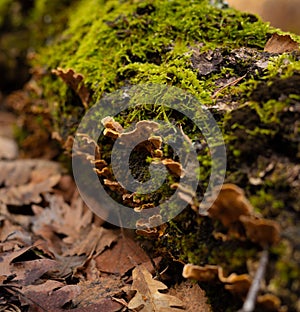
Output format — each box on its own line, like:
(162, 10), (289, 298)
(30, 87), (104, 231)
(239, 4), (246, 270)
(182, 264), (251, 296)
(206, 184), (254, 227)
(136, 214), (167, 238)
(172, 183), (199, 212)
(239, 215), (281, 247)
(101, 116), (124, 133)
(256, 294), (282, 311)
(148, 136), (163, 150)
(203, 183), (281, 247)
(51, 67), (90, 109)
(218, 268), (252, 296)
(102, 116), (124, 138)
(117, 120), (160, 145)
(161, 159), (184, 177)
(182, 264), (219, 282)
(74, 117), (186, 223)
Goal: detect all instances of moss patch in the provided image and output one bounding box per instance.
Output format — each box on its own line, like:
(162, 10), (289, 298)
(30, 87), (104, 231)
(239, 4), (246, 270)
(33, 0), (278, 135)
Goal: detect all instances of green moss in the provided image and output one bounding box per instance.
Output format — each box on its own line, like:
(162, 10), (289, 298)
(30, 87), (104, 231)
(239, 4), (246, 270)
(249, 189), (284, 215)
(268, 241), (300, 309)
(209, 242), (257, 272)
(32, 0), (280, 135)
(156, 209), (213, 263)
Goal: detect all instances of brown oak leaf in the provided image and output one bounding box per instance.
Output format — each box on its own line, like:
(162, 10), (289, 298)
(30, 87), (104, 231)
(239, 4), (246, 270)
(32, 193), (93, 254)
(128, 265), (184, 311)
(63, 225), (118, 257)
(168, 281), (211, 312)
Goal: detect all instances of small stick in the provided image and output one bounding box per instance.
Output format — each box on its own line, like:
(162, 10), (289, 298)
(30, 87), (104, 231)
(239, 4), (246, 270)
(238, 248), (269, 312)
(212, 74), (247, 98)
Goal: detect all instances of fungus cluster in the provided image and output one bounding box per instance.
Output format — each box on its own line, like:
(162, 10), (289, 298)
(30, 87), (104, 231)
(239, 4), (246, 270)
(183, 263), (252, 295)
(179, 183), (281, 246)
(182, 183), (283, 311)
(183, 262), (283, 310)
(74, 117), (185, 232)
(205, 184), (280, 247)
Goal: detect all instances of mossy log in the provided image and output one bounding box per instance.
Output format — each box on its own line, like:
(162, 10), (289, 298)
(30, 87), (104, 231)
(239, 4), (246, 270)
(3, 0), (300, 311)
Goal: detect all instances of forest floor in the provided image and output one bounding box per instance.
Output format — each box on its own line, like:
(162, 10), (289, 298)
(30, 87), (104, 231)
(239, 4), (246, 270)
(0, 102), (213, 311)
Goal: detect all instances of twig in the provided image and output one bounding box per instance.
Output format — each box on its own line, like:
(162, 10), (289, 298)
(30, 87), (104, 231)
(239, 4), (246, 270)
(212, 74), (247, 99)
(238, 248), (269, 312)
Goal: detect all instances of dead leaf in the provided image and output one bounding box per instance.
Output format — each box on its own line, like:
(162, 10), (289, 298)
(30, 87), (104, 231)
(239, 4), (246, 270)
(25, 192), (110, 276)
(22, 275), (122, 311)
(0, 246), (33, 277)
(0, 219), (32, 245)
(168, 281), (211, 312)
(0, 175), (61, 206)
(32, 193), (93, 254)
(71, 300), (123, 312)
(31, 223), (65, 255)
(63, 225), (118, 256)
(264, 33), (299, 53)
(72, 275), (124, 310)
(84, 258), (100, 281)
(22, 282), (81, 312)
(0, 159), (63, 223)
(54, 254), (87, 279)
(54, 174), (77, 202)
(95, 235), (149, 275)
(11, 258), (59, 286)
(0, 159), (62, 187)
(52, 67), (90, 109)
(128, 265), (184, 311)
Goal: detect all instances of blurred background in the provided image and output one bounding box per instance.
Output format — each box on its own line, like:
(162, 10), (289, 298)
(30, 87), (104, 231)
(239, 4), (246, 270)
(227, 0), (300, 35)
